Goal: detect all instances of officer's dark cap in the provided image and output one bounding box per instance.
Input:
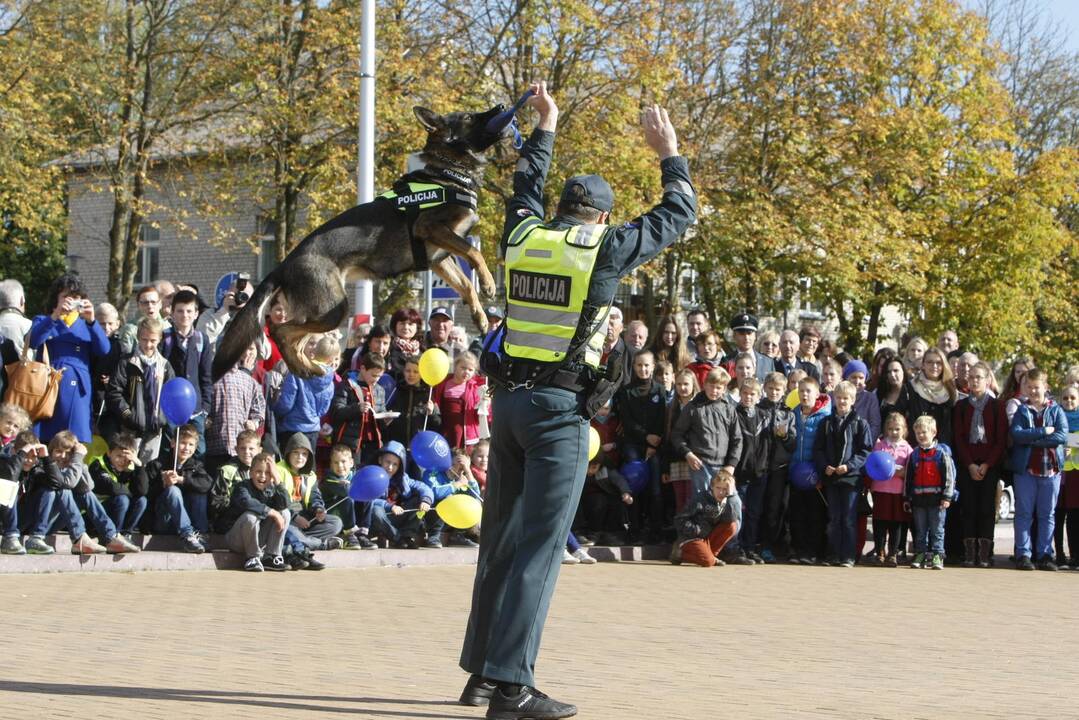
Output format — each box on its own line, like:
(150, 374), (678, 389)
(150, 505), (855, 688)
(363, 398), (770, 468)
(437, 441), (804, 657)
(730, 312), (759, 332)
(560, 174), (614, 213)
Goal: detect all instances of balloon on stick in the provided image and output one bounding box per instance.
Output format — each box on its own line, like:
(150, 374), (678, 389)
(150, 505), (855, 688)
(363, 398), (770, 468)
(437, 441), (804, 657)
(411, 430), (452, 471)
(865, 451), (897, 483)
(349, 465), (390, 502)
(790, 461), (818, 490)
(621, 460), (649, 494)
(418, 348), (450, 387)
(160, 377), (198, 426)
(436, 494), (482, 529)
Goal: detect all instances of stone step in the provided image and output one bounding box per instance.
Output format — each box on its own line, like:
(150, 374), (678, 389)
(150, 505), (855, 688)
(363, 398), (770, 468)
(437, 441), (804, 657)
(0, 537), (664, 575)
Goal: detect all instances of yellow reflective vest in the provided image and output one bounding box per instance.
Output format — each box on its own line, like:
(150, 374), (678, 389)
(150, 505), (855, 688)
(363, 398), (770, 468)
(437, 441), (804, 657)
(503, 218), (608, 369)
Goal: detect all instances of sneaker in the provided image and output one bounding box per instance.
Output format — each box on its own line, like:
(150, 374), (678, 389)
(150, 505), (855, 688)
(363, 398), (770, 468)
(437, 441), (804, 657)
(1, 535), (26, 555)
(459, 674), (498, 707)
(884, 555), (898, 567)
(575, 534), (595, 547)
(243, 556), (264, 572)
(286, 552), (309, 570)
(864, 553), (883, 566)
(323, 536), (344, 551)
(788, 556), (802, 565)
(562, 549), (580, 565)
(70, 533), (106, 555)
(572, 548), (596, 565)
(910, 553), (925, 569)
(262, 554), (288, 572)
(1016, 555), (1035, 571)
(669, 543), (683, 566)
(746, 551), (765, 564)
(425, 536), (444, 549)
(400, 535), (420, 550)
(931, 554), (944, 570)
(105, 535), (140, 554)
(447, 532), (479, 547)
(301, 551), (325, 570)
(728, 553), (755, 565)
(712, 557), (726, 567)
(840, 560), (855, 568)
(486, 685), (577, 720)
(25, 536), (54, 555)
(820, 557), (835, 567)
(356, 534), (377, 549)
(180, 534), (206, 554)
(760, 548), (776, 564)
(804, 556), (818, 566)
(344, 533), (362, 549)
(1038, 557), (1059, 572)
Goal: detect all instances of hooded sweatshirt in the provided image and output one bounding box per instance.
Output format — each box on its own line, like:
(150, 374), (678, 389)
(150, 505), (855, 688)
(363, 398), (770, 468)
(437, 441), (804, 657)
(370, 440), (433, 511)
(276, 432), (324, 515)
(791, 394), (832, 466)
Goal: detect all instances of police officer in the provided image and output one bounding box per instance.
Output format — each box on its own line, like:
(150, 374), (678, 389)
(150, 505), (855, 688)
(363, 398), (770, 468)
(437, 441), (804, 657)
(458, 81), (696, 719)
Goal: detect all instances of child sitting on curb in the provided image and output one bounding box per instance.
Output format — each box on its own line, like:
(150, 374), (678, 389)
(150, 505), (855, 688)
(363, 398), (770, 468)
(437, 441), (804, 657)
(671, 470), (742, 567)
(223, 452), (291, 572)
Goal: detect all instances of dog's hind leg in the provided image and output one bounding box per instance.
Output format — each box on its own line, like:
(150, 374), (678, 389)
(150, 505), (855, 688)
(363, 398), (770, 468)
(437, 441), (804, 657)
(432, 255), (489, 334)
(271, 262), (350, 378)
(417, 215), (498, 300)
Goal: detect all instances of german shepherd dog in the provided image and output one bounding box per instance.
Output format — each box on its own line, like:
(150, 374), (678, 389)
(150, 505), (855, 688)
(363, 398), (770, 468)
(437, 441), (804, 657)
(211, 104), (510, 381)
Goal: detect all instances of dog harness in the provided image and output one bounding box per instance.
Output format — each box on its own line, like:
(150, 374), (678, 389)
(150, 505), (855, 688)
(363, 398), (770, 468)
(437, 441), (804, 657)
(377, 179), (478, 271)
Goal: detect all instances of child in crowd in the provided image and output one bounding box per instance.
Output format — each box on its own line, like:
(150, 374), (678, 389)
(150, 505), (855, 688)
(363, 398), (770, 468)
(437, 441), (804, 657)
(1055, 385), (1079, 568)
(686, 330), (724, 388)
(223, 451), (291, 572)
(729, 353), (757, 403)
(161, 289), (214, 454)
(433, 351), (485, 450)
(18, 429), (102, 555)
(614, 350), (666, 543)
(786, 369), (807, 394)
(147, 424), (211, 553)
(820, 359), (841, 395)
(664, 369), (700, 513)
(577, 454), (632, 546)
(732, 378), (767, 564)
(0, 403), (31, 554)
(470, 439), (489, 495)
(789, 376), (831, 564)
(904, 415), (956, 570)
(385, 354), (441, 454)
(274, 335), (336, 452)
(331, 351), (388, 466)
(277, 433), (343, 557)
(757, 372), (797, 563)
(104, 316), (174, 465)
(842, 360), (881, 441)
(670, 367), (742, 499)
(420, 448), (481, 548)
(210, 429), (261, 534)
(46, 431), (141, 554)
(321, 444), (372, 549)
(1009, 368), (1068, 571)
(89, 432), (150, 537)
(870, 413), (913, 567)
(205, 341), (265, 477)
(671, 470), (742, 568)
(365, 440), (432, 549)
(814, 381), (872, 567)
(656, 360), (675, 404)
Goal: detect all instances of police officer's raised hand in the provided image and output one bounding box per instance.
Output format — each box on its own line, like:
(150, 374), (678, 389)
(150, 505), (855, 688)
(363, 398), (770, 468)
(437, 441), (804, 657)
(641, 104), (678, 160)
(526, 81), (558, 132)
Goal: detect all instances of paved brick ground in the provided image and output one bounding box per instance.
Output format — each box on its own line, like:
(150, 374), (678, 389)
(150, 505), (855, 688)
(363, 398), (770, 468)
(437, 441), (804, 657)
(0, 557), (1074, 720)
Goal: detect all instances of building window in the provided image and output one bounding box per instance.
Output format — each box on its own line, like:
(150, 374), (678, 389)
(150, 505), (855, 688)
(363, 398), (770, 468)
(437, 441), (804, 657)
(256, 215), (279, 280)
(797, 277), (825, 318)
(135, 226), (160, 285)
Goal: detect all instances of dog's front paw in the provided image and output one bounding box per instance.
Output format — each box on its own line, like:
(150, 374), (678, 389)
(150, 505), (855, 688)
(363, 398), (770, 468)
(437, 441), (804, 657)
(480, 278), (497, 300)
(472, 310), (489, 335)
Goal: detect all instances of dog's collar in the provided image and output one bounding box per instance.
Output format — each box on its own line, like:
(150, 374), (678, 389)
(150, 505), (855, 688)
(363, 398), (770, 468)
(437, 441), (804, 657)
(439, 167), (475, 187)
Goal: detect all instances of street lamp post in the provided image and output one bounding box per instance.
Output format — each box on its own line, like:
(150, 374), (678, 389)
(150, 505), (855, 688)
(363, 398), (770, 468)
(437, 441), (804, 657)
(354, 0), (375, 317)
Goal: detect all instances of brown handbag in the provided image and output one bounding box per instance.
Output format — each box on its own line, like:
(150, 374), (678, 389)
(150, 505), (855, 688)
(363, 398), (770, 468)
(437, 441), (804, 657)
(3, 342), (65, 422)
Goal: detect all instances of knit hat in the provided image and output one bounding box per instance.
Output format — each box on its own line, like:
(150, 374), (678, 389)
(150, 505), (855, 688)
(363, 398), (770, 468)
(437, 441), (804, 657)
(843, 359), (868, 380)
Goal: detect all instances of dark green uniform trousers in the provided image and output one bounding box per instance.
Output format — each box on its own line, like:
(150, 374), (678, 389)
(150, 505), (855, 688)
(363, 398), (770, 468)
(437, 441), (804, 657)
(459, 385), (589, 686)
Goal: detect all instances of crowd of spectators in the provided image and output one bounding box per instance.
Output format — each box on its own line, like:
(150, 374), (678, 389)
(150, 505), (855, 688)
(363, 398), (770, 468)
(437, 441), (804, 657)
(0, 273), (1075, 573)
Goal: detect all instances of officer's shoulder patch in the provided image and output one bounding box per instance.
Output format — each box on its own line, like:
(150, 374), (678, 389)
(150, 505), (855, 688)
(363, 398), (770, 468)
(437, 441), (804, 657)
(516, 208), (534, 217)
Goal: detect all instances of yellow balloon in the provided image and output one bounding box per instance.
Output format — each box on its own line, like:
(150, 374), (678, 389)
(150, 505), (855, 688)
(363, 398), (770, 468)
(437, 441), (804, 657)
(588, 427), (601, 460)
(418, 348), (450, 386)
(437, 494), (482, 529)
(785, 388), (800, 409)
(86, 435), (109, 461)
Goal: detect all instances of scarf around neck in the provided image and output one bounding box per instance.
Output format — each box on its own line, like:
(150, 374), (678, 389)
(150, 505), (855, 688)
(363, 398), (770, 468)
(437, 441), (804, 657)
(968, 392), (991, 445)
(912, 373), (951, 405)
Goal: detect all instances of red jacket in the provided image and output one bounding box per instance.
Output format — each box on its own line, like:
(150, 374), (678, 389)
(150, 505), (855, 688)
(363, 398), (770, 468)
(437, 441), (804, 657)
(952, 395), (1008, 468)
(432, 376), (486, 449)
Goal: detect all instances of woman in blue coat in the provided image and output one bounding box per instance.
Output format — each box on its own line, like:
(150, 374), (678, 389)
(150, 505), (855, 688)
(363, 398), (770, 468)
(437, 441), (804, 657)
(29, 274), (111, 443)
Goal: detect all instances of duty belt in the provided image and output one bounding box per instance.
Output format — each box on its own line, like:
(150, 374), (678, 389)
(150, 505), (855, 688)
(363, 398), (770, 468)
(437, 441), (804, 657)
(504, 360), (588, 393)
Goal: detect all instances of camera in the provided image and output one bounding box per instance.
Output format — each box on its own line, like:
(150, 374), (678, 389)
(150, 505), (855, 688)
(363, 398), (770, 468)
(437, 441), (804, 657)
(234, 272), (252, 306)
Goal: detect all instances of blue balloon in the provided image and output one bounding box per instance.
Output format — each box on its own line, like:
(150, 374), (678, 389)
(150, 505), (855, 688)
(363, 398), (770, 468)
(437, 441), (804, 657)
(866, 451), (897, 482)
(411, 430), (452, 471)
(621, 460), (649, 494)
(790, 461), (818, 490)
(160, 377), (198, 425)
(349, 465), (389, 502)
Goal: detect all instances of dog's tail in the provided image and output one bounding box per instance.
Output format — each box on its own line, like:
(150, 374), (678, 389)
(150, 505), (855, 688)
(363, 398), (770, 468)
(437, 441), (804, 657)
(211, 269), (281, 382)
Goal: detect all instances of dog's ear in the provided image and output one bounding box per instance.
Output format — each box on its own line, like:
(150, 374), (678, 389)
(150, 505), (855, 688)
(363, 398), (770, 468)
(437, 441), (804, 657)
(413, 106), (445, 133)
